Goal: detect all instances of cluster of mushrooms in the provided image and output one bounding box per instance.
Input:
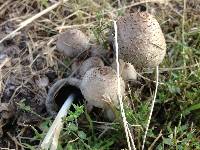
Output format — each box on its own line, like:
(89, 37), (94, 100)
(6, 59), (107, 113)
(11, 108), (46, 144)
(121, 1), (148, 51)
(46, 12), (166, 121)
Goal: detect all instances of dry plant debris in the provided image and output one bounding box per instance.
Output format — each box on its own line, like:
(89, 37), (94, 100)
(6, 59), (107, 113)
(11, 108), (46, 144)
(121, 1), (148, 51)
(0, 0), (199, 149)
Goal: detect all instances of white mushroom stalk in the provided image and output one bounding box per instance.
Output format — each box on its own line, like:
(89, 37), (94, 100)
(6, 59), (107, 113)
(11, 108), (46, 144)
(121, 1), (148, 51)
(41, 94), (75, 150)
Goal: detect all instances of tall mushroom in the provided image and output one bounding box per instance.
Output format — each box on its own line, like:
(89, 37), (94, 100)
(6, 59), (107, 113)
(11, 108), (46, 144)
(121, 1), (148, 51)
(111, 12), (166, 69)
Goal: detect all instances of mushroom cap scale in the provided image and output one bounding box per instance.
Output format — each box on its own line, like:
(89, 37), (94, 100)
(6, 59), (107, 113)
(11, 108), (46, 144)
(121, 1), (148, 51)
(115, 12), (166, 69)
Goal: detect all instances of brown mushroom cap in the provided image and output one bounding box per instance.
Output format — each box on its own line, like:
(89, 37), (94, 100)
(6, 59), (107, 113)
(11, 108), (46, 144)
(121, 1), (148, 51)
(56, 29), (89, 57)
(80, 66), (125, 109)
(78, 57), (104, 77)
(113, 12), (166, 69)
(112, 59), (137, 81)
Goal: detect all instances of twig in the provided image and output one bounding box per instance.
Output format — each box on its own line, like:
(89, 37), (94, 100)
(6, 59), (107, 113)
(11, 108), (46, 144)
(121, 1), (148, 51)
(0, 57), (10, 94)
(182, 0), (187, 70)
(137, 72), (164, 85)
(142, 66), (159, 150)
(0, 0), (69, 44)
(56, 22), (96, 30)
(148, 130), (162, 150)
(142, 62), (200, 74)
(7, 132), (24, 150)
(0, 57), (10, 69)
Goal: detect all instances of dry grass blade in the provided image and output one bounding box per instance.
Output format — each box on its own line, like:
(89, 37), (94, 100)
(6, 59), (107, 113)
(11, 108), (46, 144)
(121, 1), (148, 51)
(0, 0), (69, 44)
(0, 57), (10, 93)
(142, 66), (159, 150)
(114, 21), (136, 150)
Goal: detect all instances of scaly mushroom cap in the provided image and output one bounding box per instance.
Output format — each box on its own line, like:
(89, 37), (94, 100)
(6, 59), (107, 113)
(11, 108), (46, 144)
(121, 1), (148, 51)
(56, 29), (89, 57)
(78, 57), (104, 77)
(112, 59), (137, 81)
(80, 66), (125, 109)
(114, 12), (166, 69)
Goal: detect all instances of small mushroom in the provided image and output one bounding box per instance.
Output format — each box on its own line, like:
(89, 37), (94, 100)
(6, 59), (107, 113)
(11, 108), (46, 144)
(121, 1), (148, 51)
(111, 12), (166, 69)
(78, 57), (104, 77)
(46, 77), (81, 116)
(111, 59), (137, 81)
(46, 66), (125, 120)
(56, 29), (90, 57)
(80, 66), (125, 110)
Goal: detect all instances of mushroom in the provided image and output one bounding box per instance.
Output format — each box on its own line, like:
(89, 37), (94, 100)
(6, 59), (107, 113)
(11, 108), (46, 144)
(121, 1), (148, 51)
(80, 66), (125, 118)
(43, 78), (81, 150)
(78, 57), (104, 77)
(56, 29), (90, 57)
(111, 12), (166, 69)
(44, 66), (125, 147)
(46, 77), (81, 116)
(111, 59), (137, 81)
(46, 67), (125, 120)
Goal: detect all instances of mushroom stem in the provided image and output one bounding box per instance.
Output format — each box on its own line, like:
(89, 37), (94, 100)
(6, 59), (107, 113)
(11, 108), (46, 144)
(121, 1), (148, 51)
(41, 94), (75, 150)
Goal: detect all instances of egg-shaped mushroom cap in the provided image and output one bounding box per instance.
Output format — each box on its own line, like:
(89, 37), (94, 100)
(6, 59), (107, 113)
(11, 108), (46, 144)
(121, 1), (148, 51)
(80, 66), (125, 109)
(79, 57), (104, 77)
(114, 12), (166, 69)
(56, 29), (90, 57)
(112, 59), (137, 81)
